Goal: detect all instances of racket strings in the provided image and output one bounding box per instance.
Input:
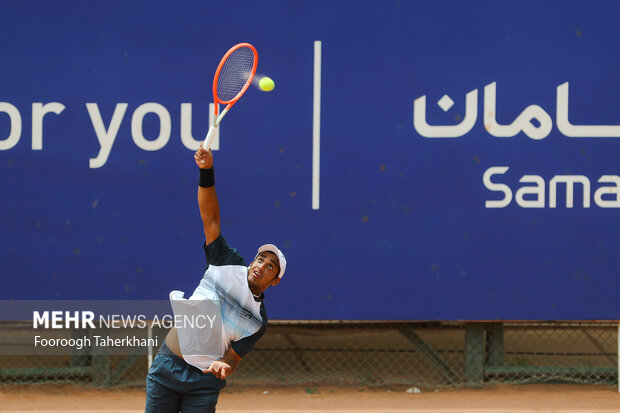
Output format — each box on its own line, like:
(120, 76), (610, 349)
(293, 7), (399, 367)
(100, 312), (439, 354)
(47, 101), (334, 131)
(216, 47), (255, 102)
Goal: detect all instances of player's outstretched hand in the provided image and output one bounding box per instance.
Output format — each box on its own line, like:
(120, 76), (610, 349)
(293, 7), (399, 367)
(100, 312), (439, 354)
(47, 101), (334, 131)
(204, 360), (232, 380)
(194, 147), (213, 169)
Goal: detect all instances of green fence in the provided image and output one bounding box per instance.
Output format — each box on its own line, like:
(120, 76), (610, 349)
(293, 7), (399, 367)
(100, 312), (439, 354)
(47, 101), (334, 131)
(0, 321), (617, 388)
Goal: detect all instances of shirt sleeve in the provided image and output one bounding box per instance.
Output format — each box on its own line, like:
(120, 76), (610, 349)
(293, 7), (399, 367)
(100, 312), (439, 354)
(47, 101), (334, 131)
(204, 233), (247, 267)
(231, 301), (268, 358)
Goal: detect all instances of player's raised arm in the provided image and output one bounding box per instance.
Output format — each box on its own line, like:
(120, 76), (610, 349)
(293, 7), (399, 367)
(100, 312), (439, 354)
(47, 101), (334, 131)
(194, 147), (220, 245)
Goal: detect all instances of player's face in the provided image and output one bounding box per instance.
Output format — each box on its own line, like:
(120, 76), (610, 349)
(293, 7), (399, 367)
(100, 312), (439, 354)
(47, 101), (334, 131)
(247, 252), (281, 294)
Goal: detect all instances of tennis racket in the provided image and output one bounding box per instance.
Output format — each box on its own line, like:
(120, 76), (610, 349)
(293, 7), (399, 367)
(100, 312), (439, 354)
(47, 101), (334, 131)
(202, 43), (258, 151)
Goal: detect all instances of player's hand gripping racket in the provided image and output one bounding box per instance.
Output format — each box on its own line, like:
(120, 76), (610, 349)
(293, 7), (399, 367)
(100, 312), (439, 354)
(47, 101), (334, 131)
(202, 43), (258, 152)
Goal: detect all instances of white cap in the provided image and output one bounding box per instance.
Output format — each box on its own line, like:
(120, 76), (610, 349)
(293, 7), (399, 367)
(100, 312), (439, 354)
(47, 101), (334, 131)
(255, 244), (287, 278)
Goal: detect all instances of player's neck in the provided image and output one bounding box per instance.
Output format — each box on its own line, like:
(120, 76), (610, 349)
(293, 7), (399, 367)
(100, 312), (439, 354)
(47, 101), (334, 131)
(248, 283), (264, 298)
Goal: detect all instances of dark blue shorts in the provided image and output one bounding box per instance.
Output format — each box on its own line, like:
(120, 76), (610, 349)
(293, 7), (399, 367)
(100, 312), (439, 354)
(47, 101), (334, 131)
(145, 342), (226, 413)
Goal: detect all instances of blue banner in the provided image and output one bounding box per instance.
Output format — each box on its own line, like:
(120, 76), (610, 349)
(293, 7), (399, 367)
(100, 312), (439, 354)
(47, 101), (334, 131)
(1, 1), (619, 319)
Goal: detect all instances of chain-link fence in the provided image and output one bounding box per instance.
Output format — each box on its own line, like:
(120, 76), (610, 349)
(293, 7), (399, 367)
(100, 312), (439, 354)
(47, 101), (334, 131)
(0, 321), (617, 388)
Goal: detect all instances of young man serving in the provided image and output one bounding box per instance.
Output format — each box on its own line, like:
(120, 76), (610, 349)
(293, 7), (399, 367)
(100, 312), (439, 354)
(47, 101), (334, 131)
(145, 147), (287, 412)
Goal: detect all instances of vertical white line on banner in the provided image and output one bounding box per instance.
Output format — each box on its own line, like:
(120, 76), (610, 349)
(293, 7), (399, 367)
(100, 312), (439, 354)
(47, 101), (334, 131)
(147, 322), (153, 370)
(209, 103), (220, 150)
(312, 41), (322, 210)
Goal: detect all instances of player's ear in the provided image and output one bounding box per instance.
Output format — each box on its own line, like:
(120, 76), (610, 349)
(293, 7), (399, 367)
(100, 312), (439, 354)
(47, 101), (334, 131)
(270, 277), (281, 287)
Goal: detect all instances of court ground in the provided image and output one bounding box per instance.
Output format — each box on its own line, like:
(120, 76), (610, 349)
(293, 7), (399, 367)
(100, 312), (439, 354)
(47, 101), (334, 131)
(0, 384), (619, 412)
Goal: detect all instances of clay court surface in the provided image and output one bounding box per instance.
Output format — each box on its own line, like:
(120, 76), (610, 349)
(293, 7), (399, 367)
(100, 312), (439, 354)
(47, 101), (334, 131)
(0, 384), (618, 412)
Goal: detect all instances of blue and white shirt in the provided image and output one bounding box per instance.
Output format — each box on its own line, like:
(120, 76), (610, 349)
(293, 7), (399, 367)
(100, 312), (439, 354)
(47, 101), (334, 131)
(170, 234), (268, 371)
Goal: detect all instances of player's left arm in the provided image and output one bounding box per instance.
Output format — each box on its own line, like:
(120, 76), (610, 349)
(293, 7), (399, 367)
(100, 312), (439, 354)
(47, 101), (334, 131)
(206, 310), (268, 379)
(205, 347), (241, 379)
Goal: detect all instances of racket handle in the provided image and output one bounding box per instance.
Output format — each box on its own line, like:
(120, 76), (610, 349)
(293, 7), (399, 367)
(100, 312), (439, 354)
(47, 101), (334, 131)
(203, 124), (218, 150)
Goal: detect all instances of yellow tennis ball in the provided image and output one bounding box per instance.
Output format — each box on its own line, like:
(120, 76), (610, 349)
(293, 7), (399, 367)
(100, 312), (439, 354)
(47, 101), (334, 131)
(259, 76), (275, 92)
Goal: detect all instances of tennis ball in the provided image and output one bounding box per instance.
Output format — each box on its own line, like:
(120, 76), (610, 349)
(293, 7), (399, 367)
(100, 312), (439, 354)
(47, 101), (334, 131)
(259, 76), (275, 92)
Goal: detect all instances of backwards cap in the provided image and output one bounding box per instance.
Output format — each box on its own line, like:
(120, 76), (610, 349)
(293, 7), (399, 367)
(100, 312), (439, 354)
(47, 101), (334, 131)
(256, 244), (287, 278)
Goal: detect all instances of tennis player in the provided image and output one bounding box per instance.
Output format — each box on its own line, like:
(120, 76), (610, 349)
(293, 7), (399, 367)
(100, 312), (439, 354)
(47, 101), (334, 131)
(145, 147), (287, 412)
